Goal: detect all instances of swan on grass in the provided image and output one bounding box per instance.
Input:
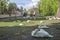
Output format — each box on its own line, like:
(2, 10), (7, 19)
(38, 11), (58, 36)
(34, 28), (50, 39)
(27, 20), (31, 23)
(31, 29), (53, 37)
(38, 25), (49, 29)
(40, 21), (43, 24)
(39, 21), (49, 29)
(19, 23), (23, 26)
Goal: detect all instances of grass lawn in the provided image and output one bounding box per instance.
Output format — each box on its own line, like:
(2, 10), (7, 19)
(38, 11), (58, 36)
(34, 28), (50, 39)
(0, 20), (60, 27)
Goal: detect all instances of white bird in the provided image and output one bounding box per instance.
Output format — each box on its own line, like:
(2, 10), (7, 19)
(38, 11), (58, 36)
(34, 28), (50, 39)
(38, 25), (49, 29)
(31, 29), (53, 37)
(27, 20), (31, 23)
(19, 23), (23, 26)
(40, 21), (43, 24)
(39, 21), (49, 29)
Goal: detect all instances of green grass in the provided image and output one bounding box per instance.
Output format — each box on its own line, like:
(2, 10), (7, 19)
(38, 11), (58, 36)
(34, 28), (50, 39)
(0, 21), (20, 27)
(0, 20), (60, 27)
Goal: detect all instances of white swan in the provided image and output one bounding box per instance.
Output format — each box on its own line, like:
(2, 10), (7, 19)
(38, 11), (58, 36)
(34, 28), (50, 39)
(27, 20), (31, 23)
(31, 29), (53, 37)
(39, 21), (49, 29)
(38, 25), (49, 29)
(40, 21), (43, 24)
(19, 23), (23, 26)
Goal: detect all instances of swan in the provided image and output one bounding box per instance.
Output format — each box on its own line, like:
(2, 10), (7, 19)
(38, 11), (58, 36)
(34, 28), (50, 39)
(38, 25), (49, 29)
(40, 21), (43, 24)
(27, 20), (31, 23)
(31, 29), (53, 37)
(19, 23), (23, 26)
(39, 21), (49, 29)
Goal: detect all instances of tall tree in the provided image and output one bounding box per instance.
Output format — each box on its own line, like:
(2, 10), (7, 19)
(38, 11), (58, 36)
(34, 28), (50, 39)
(38, 0), (59, 16)
(8, 3), (17, 21)
(8, 3), (17, 16)
(20, 6), (23, 11)
(28, 8), (34, 14)
(23, 9), (27, 16)
(0, 0), (8, 14)
(24, 9), (27, 14)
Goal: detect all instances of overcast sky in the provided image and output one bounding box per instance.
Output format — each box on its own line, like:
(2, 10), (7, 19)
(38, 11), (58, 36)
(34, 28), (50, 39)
(9, 0), (40, 10)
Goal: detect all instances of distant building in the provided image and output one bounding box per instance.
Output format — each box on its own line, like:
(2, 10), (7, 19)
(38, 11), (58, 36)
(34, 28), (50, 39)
(10, 8), (24, 16)
(0, 6), (24, 18)
(29, 8), (39, 17)
(33, 8), (39, 17)
(16, 8), (24, 16)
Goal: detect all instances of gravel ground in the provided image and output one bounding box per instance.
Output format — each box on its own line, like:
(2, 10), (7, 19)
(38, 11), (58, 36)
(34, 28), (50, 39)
(0, 23), (60, 40)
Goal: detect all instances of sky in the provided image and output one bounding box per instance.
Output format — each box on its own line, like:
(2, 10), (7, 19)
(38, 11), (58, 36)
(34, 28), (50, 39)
(8, 0), (40, 10)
